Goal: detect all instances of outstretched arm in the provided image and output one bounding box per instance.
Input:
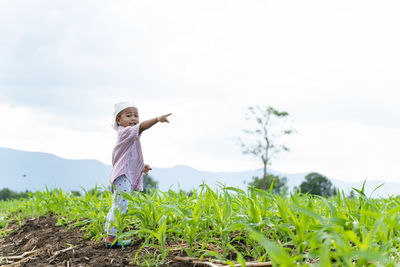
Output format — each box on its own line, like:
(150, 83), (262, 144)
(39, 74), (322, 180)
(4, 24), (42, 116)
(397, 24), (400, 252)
(139, 113), (172, 133)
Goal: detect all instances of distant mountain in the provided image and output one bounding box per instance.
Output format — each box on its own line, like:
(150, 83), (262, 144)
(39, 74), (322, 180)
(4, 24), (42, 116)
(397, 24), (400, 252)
(0, 147), (111, 193)
(150, 165), (306, 191)
(151, 165), (399, 197)
(0, 147), (398, 197)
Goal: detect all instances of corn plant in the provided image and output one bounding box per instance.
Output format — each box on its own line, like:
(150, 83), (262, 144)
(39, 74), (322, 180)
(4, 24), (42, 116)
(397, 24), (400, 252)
(1, 183), (400, 266)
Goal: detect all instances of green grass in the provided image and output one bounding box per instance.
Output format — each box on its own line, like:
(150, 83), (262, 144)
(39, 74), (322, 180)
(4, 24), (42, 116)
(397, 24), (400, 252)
(1, 184), (400, 266)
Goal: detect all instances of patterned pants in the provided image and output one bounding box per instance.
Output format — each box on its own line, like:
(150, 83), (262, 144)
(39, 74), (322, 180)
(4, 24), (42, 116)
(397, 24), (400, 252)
(105, 175), (131, 237)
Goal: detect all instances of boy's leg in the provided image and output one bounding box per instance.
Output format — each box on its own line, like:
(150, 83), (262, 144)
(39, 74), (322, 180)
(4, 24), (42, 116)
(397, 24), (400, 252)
(105, 175), (131, 237)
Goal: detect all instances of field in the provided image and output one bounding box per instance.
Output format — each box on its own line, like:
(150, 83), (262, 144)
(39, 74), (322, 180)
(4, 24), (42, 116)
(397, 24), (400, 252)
(1, 184), (400, 266)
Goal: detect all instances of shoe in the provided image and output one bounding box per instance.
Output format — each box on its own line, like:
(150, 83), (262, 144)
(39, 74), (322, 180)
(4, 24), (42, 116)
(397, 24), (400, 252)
(104, 239), (132, 248)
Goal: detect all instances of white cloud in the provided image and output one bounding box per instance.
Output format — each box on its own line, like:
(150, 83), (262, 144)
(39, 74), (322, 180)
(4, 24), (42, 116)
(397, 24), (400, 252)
(0, 103), (115, 163)
(1, 0), (400, 183)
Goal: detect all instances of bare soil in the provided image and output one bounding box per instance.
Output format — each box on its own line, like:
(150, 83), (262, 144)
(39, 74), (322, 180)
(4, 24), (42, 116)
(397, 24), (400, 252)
(0, 216), (183, 266)
(0, 216), (269, 267)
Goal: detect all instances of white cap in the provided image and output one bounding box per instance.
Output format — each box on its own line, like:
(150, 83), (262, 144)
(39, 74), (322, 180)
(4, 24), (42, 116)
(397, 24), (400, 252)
(112, 101), (137, 130)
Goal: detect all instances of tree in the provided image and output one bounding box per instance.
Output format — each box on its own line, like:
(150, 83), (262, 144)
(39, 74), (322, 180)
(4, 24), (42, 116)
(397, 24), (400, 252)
(71, 190), (81, 197)
(0, 188), (31, 200)
(347, 190), (356, 198)
(299, 172), (337, 197)
(87, 187), (104, 197)
(143, 174), (158, 193)
(248, 174), (288, 195)
(239, 105), (294, 190)
(0, 188), (13, 200)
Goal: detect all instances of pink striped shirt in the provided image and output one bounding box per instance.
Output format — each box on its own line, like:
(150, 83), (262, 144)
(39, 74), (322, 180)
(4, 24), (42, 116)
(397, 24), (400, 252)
(109, 125), (144, 191)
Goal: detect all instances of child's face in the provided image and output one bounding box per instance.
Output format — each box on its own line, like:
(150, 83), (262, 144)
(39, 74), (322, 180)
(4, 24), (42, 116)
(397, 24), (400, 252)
(116, 107), (139, 127)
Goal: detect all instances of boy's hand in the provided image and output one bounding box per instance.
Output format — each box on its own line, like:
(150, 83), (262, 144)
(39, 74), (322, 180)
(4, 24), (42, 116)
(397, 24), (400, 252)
(157, 113), (172, 123)
(144, 164), (152, 175)
(139, 113), (172, 133)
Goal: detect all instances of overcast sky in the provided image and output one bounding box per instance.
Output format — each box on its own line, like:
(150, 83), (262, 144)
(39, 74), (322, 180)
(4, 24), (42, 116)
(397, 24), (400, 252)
(1, 0), (399, 183)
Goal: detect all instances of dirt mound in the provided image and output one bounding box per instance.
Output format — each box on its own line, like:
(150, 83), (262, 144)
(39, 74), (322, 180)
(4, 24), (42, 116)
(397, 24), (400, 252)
(1, 216), (271, 267)
(0, 216), (177, 266)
